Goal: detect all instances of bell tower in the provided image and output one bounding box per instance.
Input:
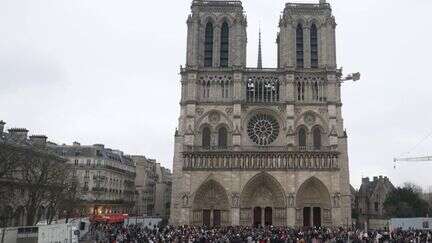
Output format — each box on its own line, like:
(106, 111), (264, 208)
(186, 0), (247, 68)
(277, 0), (336, 69)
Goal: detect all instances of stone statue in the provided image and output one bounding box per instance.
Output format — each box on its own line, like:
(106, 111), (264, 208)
(182, 193), (189, 207)
(287, 193), (295, 207)
(333, 192), (341, 207)
(231, 192), (240, 208)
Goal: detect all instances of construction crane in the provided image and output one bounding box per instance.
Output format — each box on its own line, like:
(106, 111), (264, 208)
(393, 156), (432, 169)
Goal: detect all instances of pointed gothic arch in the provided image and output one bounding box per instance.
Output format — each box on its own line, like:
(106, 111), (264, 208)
(217, 126), (228, 149)
(296, 177), (332, 227)
(294, 111), (329, 133)
(202, 125), (211, 149)
(240, 173), (287, 226)
(298, 126), (308, 148)
(312, 125), (323, 150)
(192, 179), (230, 226)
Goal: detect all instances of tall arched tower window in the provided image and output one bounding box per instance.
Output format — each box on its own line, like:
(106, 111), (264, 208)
(313, 127), (321, 150)
(220, 22), (229, 67)
(310, 24), (318, 68)
(202, 127), (211, 149)
(299, 128), (307, 148)
(296, 24), (304, 68)
(218, 127), (227, 149)
(204, 22), (214, 67)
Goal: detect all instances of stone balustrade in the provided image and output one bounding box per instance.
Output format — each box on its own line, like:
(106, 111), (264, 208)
(182, 151), (339, 171)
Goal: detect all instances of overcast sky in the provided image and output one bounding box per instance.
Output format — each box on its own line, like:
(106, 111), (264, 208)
(1, 0), (432, 189)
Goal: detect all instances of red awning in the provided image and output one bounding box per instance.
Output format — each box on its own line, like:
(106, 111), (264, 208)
(90, 214), (128, 224)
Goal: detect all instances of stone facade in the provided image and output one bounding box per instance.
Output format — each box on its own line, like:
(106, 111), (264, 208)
(354, 176), (395, 226)
(154, 164), (172, 221)
(132, 156), (172, 220)
(52, 143), (136, 215)
(170, 0), (352, 227)
(0, 121), (66, 226)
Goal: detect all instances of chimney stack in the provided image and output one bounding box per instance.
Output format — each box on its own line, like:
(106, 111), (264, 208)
(373, 176), (378, 182)
(362, 177), (370, 184)
(94, 144), (105, 149)
(73, 142), (81, 147)
(0, 120), (5, 136)
(8, 128), (29, 144)
(30, 135), (48, 147)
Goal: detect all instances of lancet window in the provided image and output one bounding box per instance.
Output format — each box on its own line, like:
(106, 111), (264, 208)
(220, 22), (229, 67)
(202, 127), (211, 149)
(204, 22), (214, 67)
(296, 24), (304, 68)
(310, 24), (319, 68)
(313, 127), (322, 150)
(218, 127), (228, 149)
(221, 81), (229, 99)
(299, 128), (307, 148)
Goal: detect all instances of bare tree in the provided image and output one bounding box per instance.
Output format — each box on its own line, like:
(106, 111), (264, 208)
(19, 149), (68, 226)
(45, 169), (83, 224)
(0, 143), (23, 178)
(0, 143), (24, 243)
(403, 182), (423, 195)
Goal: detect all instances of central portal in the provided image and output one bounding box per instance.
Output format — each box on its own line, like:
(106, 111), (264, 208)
(240, 173), (287, 226)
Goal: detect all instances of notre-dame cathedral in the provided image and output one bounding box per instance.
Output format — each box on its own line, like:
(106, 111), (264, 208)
(170, 0), (352, 227)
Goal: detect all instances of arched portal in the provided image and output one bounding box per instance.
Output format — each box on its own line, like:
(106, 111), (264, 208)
(296, 177), (332, 227)
(240, 173), (286, 226)
(192, 179), (230, 226)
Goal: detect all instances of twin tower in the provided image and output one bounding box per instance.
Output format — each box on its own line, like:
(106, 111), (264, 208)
(171, 0), (351, 227)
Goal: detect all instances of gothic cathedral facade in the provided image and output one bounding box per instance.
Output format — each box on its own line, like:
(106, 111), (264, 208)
(170, 0), (352, 227)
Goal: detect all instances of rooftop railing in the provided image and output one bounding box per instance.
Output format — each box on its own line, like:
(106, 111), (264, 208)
(285, 2), (330, 9)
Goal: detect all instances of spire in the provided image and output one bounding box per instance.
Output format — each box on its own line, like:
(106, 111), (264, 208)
(257, 27), (263, 69)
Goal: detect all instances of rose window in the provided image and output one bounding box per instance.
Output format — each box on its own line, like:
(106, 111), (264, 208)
(247, 114), (280, 145)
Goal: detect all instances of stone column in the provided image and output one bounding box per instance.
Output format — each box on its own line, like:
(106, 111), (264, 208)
(318, 24), (326, 68)
(287, 208), (296, 226)
(213, 26), (221, 67)
(231, 208), (240, 225)
(303, 26), (311, 68)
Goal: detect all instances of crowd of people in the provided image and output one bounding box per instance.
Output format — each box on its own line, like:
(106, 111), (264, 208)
(85, 224), (432, 243)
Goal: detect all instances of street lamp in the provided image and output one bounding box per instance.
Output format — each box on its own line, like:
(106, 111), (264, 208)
(340, 72), (361, 83)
